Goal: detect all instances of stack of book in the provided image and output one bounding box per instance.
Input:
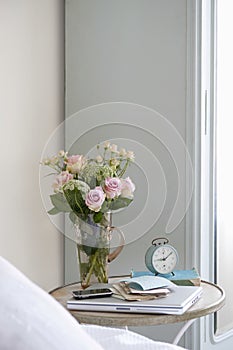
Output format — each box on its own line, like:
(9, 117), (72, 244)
(130, 268), (201, 286)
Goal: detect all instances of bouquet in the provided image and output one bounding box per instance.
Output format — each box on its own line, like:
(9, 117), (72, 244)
(42, 141), (135, 287)
(42, 141), (135, 223)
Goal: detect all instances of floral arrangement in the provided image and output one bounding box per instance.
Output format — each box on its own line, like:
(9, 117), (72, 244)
(42, 141), (135, 226)
(42, 141), (135, 287)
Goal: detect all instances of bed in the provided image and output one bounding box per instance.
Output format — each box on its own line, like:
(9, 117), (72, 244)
(0, 256), (186, 350)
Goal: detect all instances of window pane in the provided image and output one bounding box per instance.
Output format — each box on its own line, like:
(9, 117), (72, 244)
(216, 0), (233, 335)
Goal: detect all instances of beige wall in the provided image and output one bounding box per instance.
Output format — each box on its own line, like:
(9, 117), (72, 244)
(0, 0), (64, 291)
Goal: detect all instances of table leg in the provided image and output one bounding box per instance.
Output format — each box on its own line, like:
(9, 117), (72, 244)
(172, 319), (196, 345)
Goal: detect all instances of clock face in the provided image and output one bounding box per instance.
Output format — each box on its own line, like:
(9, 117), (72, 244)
(152, 245), (178, 274)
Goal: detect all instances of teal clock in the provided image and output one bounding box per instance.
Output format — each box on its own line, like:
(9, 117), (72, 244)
(145, 237), (179, 275)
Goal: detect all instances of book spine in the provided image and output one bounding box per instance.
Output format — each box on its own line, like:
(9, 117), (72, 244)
(171, 279), (200, 287)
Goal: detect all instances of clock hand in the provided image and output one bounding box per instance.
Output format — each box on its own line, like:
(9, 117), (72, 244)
(154, 252), (173, 262)
(164, 252), (173, 260)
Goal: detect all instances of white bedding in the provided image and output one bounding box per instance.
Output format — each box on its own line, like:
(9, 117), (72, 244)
(0, 256), (186, 350)
(82, 324), (185, 350)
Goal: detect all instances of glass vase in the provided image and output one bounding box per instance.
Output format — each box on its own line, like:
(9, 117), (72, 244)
(75, 212), (124, 289)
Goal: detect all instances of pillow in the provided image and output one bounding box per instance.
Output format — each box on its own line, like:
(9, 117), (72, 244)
(0, 256), (103, 350)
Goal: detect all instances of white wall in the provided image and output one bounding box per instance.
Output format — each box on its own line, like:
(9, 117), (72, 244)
(0, 0), (64, 291)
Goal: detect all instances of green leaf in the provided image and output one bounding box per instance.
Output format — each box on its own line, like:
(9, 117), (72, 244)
(63, 187), (89, 217)
(100, 201), (110, 213)
(109, 197), (132, 211)
(69, 211), (78, 223)
(93, 212), (103, 223)
(50, 193), (71, 212)
(47, 207), (61, 215)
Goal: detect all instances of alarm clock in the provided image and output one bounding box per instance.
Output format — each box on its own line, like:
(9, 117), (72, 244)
(145, 237), (179, 275)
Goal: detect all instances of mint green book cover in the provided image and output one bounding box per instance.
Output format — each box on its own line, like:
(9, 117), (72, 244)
(131, 268), (201, 286)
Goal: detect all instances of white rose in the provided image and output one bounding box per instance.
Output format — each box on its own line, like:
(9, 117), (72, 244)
(120, 177), (135, 199)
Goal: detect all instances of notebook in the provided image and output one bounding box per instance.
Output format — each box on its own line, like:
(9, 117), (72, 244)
(67, 285), (202, 315)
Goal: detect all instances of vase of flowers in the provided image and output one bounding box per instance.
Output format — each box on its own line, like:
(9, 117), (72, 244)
(75, 211), (125, 288)
(42, 141), (135, 288)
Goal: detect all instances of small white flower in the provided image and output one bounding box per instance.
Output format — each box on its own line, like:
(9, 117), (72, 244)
(119, 148), (127, 157)
(110, 158), (120, 167)
(109, 144), (118, 153)
(58, 150), (65, 157)
(126, 151), (135, 160)
(63, 182), (75, 191)
(42, 158), (50, 165)
(75, 180), (90, 199)
(103, 141), (111, 149)
(50, 156), (59, 165)
(96, 155), (103, 163)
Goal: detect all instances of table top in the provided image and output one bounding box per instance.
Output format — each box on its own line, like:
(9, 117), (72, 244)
(50, 279), (225, 327)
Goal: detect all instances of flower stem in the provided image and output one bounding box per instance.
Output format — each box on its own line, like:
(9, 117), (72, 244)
(118, 159), (129, 177)
(85, 250), (98, 286)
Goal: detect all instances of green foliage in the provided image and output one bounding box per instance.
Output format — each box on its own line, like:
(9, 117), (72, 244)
(80, 244), (97, 257)
(100, 201), (111, 213)
(109, 197), (132, 211)
(78, 245), (109, 286)
(93, 212), (103, 223)
(69, 211), (78, 224)
(63, 187), (89, 218)
(47, 207), (61, 215)
(48, 192), (72, 214)
(79, 163), (114, 188)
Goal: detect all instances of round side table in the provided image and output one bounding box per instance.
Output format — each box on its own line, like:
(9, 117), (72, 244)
(50, 279), (225, 345)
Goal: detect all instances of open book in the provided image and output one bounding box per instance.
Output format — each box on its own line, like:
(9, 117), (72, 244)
(111, 276), (175, 301)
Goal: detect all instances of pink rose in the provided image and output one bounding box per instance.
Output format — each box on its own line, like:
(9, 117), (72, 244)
(52, 171), (73, 192)
(104, 177), (122, 199)
(65, 155), (86, 174)
(85, 186), (106, 212)
(120, 177), (135, 199)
